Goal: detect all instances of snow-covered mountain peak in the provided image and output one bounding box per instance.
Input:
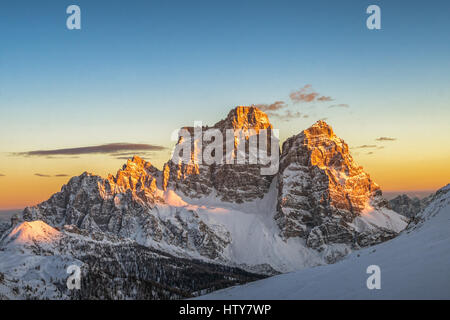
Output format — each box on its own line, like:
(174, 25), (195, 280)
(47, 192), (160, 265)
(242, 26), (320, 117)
(2, 220), (61, 247)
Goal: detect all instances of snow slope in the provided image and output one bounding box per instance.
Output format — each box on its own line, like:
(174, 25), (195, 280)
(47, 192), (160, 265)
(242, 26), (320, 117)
(154, 179), (405, 273)
(197, 184), (450, 299)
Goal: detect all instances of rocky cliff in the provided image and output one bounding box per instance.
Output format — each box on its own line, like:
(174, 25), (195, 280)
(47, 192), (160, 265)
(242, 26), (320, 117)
(389, 194), (432, 218)
(163, 106), (277, 203)
(275, 120), (405, 251)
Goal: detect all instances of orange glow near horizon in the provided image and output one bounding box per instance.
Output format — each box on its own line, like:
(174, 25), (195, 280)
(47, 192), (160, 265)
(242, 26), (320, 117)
(0, 151), (448, 210)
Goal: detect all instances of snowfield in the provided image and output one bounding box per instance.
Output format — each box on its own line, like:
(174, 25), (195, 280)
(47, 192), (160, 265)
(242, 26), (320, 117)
(152, 179), (406, 273)
(197, 185), (450, 299)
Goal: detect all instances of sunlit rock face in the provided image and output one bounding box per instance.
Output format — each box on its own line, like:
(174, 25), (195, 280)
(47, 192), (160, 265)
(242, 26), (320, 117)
(20, 157), (230, 260)
(275, 120), (400, 250)
(163, 106), (277, 203)
(22, 157), (163, 230)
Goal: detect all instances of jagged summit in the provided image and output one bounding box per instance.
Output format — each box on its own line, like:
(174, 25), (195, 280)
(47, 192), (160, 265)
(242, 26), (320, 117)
(214, 106), (272, 132)
(305, 120), (335, 137)
(163, 106), (277, 202)
(275, 120), (402, 249)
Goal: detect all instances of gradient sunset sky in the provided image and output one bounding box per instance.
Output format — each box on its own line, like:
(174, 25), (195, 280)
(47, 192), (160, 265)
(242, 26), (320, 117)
(0, 0), (449, 209)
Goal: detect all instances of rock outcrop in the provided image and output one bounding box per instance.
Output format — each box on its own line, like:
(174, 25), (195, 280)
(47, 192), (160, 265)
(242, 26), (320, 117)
(275, 120), (405, 250)
(389, 194), (432, 218)
(163, 106), (278, 203)
(20, 157), (231, 261)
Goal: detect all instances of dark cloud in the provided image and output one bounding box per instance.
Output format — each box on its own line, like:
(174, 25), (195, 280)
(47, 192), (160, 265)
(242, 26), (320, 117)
(352, 145), (378, 149)
(376, 137), (397, 141)
(367, 152), (374, 155)
(329, 104), (349, 108)
(35, 173), (70, 178)
(255, 101), (286, 112)
(289, 85), (333, 104)
(14, 143), (166, 157)
(0, 174), (5, 177)
(34, 173), (51, 178)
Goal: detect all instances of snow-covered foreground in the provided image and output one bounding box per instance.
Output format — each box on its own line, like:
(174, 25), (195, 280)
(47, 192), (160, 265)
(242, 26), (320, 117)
(197, 185), (450, 299)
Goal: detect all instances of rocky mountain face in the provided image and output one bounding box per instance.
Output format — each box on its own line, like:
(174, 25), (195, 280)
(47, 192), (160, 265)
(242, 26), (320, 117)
(0, 106), (409, 299)
(19, 160), (231, 262)
(389, 194), (432, 218)
(163, 106), (277, 203)
(275, 120), (403, 251)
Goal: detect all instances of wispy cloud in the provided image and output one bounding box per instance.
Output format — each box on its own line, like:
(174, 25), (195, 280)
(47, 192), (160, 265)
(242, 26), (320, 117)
(329, 104), (349, 108)
(352, 144), (378, 149)
(35, 173), (70, 178)
(376, 137), (397, 141)
(255, 101), (286, 111)
(0, 174), (5, 177)
(317, 96), (333, 102)
(13, 143), (166, 157)
(34, 173), (51, 178)
(289, 85), (333, 104)
(266, 110), (303, 121)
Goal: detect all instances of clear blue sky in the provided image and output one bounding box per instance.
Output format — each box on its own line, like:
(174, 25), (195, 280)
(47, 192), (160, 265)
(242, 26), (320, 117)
(0, 0), (449, 208)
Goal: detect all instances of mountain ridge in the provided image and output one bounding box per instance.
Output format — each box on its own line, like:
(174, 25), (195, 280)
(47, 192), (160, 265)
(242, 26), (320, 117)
(0, 106), (410, 299)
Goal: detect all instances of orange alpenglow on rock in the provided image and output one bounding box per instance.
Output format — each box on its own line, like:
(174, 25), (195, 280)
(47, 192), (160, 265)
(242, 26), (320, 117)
(163, 106), (277, 202)
(276, 120), (394, 248)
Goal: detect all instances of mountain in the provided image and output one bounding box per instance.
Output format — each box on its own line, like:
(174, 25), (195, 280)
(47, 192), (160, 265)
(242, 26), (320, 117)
(163, 106), (276, 203)
(389, 194), (432, 218)
(0, 106), (408, 299)
(197, 184), (450, 299)
(275, 120), (405, 257)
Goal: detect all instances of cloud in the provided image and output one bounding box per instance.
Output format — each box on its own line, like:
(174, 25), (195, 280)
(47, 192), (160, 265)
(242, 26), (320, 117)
(329, 104), (349, 108)
(35, 173), (70, 178)
(376, 137), (397, 141)
(267, 110), (303, 121)
(352, 145), (377, 149)
(317, 96), (333, 102)
(289, 85), (333, 104)
(34, 173), (51, 178)
(289, 85), (318, 103)
(255, 101), (286, 111)
(0, 174), (5, 177)
(14, 143), (166, 157)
